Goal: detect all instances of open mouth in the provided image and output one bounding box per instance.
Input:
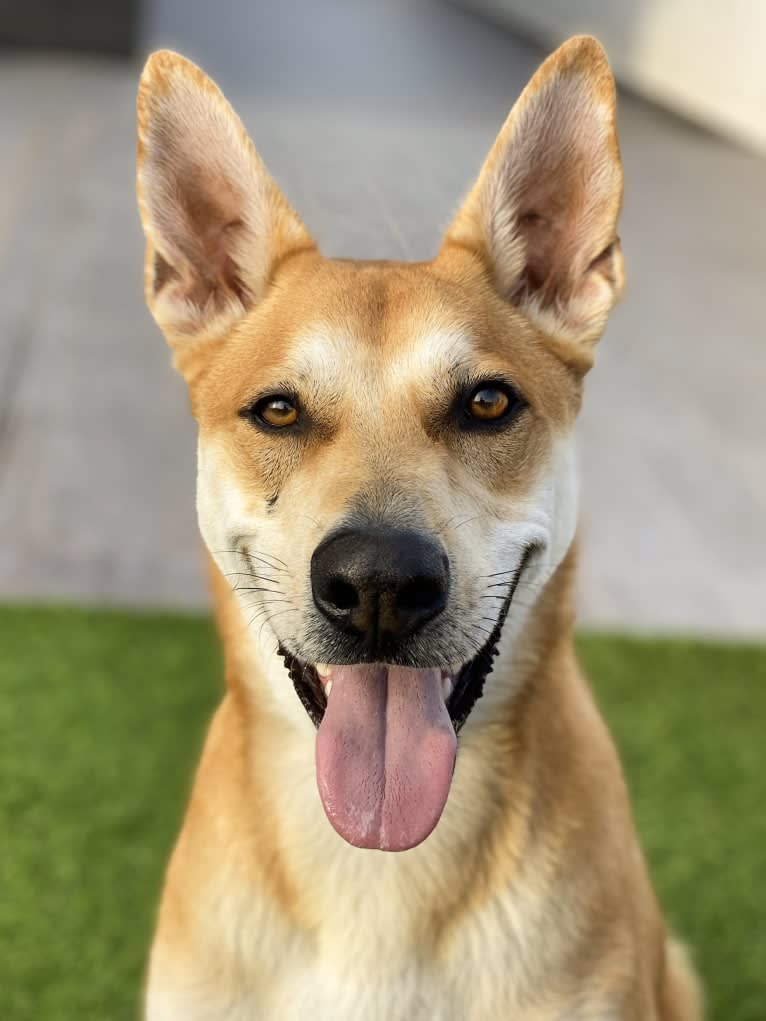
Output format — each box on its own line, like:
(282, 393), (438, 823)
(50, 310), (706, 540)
(277, 547), (534, 851)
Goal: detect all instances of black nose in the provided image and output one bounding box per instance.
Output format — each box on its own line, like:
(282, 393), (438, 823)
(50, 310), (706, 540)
(311, 527), (449, 652)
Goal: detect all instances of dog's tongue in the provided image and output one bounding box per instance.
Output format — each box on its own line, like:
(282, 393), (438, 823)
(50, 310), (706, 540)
(315, 665), (456, 851)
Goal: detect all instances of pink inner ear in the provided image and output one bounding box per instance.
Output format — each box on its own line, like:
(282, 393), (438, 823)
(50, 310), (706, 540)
(481, 65), (623, 329)
(184, 213), (251, 310)
(439, 38), (624, 351)
(140, 78), (266, 326)
(508, 133), (611, 304)
(515, 206), (568, 296)
(138, 50), (315, 338)
(151, 158), (253, 314)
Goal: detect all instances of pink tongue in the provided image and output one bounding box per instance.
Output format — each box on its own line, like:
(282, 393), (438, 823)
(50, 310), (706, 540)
(315, 665), (457, 851)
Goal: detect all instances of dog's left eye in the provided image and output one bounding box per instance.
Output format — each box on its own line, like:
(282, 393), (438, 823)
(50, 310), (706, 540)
(463, 383), (520, 425)
(468, 386), (509, 421)
(244, 395), (299, 429)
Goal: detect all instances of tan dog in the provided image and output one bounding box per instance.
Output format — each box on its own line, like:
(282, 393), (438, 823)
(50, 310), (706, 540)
(136, 37), (702, 1020)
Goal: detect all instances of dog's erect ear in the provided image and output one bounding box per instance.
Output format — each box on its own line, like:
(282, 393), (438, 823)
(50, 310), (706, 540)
(136, 50), (314, 344)
(443, 36), (624, 369)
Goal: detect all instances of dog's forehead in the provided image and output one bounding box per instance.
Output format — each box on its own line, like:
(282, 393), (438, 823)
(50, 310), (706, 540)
(285, 323), (475, 391)
(259, 256), (497, 386)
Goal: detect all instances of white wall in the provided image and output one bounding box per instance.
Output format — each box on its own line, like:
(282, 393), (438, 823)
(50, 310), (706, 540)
(458, 0), (766, 155)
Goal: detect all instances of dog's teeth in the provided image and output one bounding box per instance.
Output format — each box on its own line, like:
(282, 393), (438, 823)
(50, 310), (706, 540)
(442, 675), (453, 701)
(316, 663), (333, 697)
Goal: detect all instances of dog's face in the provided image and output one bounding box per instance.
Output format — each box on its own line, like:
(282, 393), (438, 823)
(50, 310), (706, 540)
(136, 38), (623, 851)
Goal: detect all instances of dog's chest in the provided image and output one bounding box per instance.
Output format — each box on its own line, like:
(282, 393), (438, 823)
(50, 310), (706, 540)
(233, 941), (524, 1021)
(216, 887), (565, 1021)
(269, 964), (461, 1021)
(148, 805), (626, 1021)
(215, 950), (615, 1021)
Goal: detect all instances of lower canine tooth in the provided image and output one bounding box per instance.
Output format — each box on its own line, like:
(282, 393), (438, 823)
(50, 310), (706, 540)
(442, 677), (452, 700)
(324, 680), (333, 697)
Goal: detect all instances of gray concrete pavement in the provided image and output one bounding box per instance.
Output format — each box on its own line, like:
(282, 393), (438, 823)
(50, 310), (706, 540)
(0, 1), (763, 635)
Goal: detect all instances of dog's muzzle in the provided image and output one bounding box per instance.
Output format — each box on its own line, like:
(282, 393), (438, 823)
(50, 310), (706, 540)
(278, 543), (535, 851)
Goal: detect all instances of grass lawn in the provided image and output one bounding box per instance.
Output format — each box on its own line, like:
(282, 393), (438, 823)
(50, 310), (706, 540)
(1, 606), (764, 1019)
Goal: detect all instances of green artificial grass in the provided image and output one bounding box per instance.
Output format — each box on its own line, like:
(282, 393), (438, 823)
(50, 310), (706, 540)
(0, 607), (764, 1019)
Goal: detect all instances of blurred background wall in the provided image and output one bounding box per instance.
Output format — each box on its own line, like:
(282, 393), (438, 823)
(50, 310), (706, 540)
(459, 0), (766, 155)
(0, 0), (763, 634)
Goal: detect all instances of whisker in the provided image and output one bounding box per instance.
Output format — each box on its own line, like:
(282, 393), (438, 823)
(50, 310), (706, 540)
(454, 626), (482, 654)
(477, 588), (535, 596)
(433, 514), (461, 536)
(211, 550), (287, 573)
(482, 571), (535, 596)
(246, 549), (288, 569)
(224, 571), (281, 584)
(241, 599), (293, 617)
(236, 600), (290, 616)
(452, 515), (481, 532)
(244, 554), (287, 574)
(257, 607), (299, 643)
(232, 585), (285, 595)
(244, 603), (296, 630)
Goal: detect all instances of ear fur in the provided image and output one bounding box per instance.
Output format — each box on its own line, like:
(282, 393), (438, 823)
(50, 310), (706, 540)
(136, 50), (315, 345)
(443, 36), (624, 369)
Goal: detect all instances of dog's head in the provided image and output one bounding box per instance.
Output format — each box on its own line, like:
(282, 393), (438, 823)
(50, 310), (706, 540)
(136, 37), (623, 851)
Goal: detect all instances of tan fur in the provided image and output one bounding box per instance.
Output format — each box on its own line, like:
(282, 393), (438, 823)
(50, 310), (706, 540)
(136, 38), (702, 1020)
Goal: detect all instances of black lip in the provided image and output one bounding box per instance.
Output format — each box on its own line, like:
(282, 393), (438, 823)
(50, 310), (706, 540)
(447, 545), (533, 731)
(280, 653), (326, 728)
(278, 546), (535, 732)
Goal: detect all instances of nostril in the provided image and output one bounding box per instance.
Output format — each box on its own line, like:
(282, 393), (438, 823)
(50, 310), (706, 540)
(324, 577), (359, 612)
(397, 576), (444, 613)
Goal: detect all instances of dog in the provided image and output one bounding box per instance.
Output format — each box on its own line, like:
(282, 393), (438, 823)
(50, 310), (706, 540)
(136, 36), (702, 1020)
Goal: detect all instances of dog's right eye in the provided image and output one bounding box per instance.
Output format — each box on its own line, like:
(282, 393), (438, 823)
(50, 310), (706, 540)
(456, 380), (525, 430)
(242, 395), (300, 430)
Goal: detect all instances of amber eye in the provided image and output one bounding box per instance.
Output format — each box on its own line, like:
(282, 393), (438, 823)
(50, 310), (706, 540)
(466, 385), (511, 422)
(253, 395), (299, 429)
